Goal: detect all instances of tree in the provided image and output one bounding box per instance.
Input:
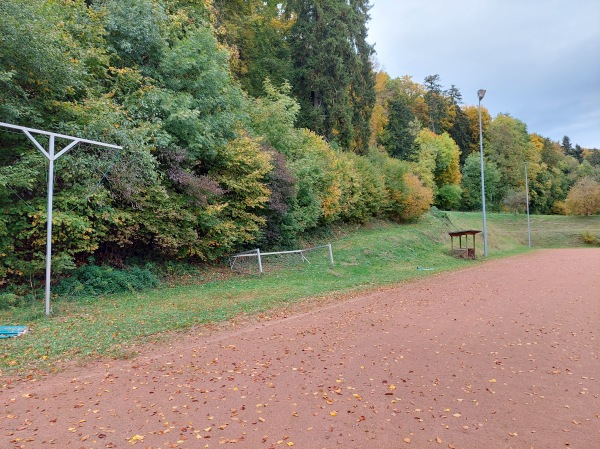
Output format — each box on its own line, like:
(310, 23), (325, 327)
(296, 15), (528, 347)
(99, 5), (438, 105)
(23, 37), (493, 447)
(213, 0), (293, 97)
(463, 104), (491, 162)
(446, 85), (472, 161)
(0, 0), (93, 125)
(412, 129), (461, 193)
(564, 177), (600, 215)
(102, 0), (168, 71)
(586, 149), (600, 167)
(369, 71), (391, 146)
(561, 135), (573, 156)
(377, 96), (418, 160)
(460, 152), (501, 210)
(287, 0), (375, 153)
(423, 74), (448, 134)
(486, 114), (535, 193)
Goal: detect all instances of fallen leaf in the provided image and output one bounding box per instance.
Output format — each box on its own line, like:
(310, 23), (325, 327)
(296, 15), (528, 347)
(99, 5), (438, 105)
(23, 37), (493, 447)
(330, 411), (337, 416)
(127, 434), (144, 445)
(435, 437), (442, 444)
(403, 437), (411, 443)
(488, 379), (497, 383)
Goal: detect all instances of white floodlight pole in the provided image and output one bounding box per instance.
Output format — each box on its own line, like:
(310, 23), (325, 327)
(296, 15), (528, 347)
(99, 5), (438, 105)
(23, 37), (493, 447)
(477, 90), (488, 257)
(0, 121), (121, 316)
(525, 162), (531, 247)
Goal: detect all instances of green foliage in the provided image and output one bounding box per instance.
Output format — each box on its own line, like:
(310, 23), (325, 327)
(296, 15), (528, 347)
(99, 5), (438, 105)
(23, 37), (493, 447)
(413, 130), (462, 197)
(214, 0), (292, 97)
(460, 153), (502, 210)
(0, 292), (21, 310)
(436, 184), (463, 210)
(287, 0), (375, 153)
(378, 97), (418, 159)
(370, 149), (433, 221)
(337, 151), (387, 223)
(102, 0), (168, 69)
(485, 114), (538, 196)
(249, 82), (344, 244)
(53, 264), (159, 298)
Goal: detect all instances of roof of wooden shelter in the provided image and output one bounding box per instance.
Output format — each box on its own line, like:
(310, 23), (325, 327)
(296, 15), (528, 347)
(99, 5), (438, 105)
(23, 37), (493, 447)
(448, 229), (482, 237)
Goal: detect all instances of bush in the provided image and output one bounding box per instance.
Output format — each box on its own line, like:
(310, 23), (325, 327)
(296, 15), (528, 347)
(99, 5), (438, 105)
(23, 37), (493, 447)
(582, 231), (600, 246)
(337, 152), (386, 223)
(0, 292), (20, 310)
(369, 149), (433, 222)
(54, 264), (159, 298)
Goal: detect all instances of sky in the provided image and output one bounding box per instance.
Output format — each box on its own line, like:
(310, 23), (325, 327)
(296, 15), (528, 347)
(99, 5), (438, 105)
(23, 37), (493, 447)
(367, 0), (600, 149)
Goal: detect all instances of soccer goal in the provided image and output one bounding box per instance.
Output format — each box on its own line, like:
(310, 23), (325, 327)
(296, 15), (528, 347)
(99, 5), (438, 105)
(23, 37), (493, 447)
(230, 244), (334, 274)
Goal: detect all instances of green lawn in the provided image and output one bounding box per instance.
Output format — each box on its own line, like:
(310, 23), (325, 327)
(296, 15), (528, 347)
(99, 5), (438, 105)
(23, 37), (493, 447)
(2, 211), (599, 377)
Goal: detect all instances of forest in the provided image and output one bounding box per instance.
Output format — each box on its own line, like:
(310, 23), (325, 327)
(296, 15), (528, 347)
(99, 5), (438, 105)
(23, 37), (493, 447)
(1, 0), (599, 297)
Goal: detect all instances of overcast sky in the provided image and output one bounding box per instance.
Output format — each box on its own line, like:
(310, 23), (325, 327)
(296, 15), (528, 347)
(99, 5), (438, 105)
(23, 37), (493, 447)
(368, 0), (600, 149)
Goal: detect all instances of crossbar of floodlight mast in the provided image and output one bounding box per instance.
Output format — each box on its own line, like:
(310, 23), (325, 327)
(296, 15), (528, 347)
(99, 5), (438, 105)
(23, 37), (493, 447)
(0, 122), (122, 316)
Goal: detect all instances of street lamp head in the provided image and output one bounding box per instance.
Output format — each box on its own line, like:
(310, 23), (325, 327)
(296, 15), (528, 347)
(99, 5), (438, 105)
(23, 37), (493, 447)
(478, 89), (486, 101)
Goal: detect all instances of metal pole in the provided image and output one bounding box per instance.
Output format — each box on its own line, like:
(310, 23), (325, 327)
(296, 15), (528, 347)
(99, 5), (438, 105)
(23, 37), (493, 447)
(45, 136), (55, 316)
(478, 91), (488, 257)
(0, 121), (122, 316)
(328, 243), (334, 266)
(525, 162), (531, 248)
(256, 248), (263, 274)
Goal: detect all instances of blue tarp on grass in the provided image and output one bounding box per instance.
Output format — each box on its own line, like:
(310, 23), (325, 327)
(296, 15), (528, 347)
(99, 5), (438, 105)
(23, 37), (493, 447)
(0, 326), (28, 338)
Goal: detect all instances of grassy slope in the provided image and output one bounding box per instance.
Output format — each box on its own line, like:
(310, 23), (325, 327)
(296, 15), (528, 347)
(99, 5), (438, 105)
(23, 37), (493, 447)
(2, 211), (599, 376)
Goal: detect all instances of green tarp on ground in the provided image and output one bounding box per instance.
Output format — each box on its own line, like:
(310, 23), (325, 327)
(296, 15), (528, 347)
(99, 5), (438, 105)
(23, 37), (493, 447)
(0, 326), (28, 338)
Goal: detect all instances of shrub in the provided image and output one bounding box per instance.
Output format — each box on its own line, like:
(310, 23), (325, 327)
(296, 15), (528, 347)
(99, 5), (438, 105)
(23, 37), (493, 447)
(370, 149), (433, 222)
(54, 264), (159, 298)
(337, 152), (386, 223)
(582, 231), (600, 246)
(0, 292), (20, 310)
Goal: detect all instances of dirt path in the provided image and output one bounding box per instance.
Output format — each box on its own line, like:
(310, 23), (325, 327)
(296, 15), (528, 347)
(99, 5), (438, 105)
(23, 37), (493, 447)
(2, 249), (599, 449)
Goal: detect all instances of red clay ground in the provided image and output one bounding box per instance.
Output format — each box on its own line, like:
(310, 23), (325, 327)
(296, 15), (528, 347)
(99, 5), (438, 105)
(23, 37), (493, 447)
(1, 248), (599, 449)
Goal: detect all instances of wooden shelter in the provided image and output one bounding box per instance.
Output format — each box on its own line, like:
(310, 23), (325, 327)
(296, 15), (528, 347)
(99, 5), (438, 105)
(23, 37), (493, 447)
(448, 230), (481, 259)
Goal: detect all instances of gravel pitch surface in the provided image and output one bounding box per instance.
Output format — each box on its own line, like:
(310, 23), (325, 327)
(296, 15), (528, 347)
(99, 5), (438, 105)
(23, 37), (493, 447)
(2, 248), (599, 449)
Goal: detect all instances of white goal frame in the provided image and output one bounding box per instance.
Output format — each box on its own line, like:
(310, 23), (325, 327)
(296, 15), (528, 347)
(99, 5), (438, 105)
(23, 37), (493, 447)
(230, 244), (334, 274)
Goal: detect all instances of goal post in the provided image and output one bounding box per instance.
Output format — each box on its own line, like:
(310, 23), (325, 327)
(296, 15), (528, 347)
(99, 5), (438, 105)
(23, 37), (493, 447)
(230, 244), (334, 274)
(0, 121), (122, 316)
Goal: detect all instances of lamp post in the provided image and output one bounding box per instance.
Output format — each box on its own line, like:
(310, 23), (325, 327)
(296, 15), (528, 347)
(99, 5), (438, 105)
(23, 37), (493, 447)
(477, 89), (488, 257)
(525, 162), (531, 247)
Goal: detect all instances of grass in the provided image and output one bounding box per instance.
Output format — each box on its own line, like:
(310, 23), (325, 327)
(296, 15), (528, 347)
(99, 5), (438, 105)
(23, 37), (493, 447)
(2, 210), (599, 378)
